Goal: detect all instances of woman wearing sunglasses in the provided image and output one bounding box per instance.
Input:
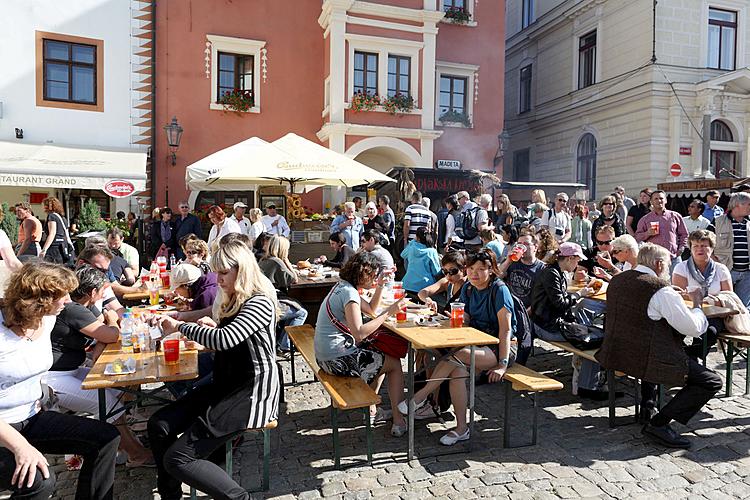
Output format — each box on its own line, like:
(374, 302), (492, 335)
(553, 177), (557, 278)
(399, 248), (515, 446)
(591, 195), (625, 243)
(417, 251), (467, 314)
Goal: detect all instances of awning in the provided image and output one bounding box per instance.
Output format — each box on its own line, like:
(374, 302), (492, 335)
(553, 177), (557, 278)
(657, 177), (748, 198)
(0, 141), (147, 192)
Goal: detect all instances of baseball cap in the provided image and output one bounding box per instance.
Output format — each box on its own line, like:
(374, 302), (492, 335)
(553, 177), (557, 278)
(559, 242), (585, 259)
(170, 264), (202, 288)
(233, 201), (248, 209)
(265, 203), (276, 209)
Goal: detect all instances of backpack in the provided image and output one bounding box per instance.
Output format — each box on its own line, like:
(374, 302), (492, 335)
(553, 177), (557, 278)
(458, 206), (482, 240)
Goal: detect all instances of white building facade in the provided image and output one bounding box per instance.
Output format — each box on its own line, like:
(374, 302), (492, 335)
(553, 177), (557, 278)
(504, 0), (750, 200)
(0, 0), (153, 218)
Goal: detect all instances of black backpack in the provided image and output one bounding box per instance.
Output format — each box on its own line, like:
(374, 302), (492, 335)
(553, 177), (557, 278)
(459, 206), (483, 240)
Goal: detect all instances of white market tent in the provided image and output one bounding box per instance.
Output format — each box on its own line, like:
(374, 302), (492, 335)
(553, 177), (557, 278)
(187, 133), (395, 192)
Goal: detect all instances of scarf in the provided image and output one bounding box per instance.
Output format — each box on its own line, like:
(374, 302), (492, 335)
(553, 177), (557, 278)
(687, 257), (716, 298)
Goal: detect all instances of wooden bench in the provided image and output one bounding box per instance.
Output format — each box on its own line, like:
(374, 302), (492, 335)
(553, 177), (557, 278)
(286, 325), (381, 468)
(189, 420), (277, 498)
(717, 332), (750, 397)
(501, 363), (563, 448)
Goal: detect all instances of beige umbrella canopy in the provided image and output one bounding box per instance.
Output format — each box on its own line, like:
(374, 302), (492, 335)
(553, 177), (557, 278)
(201, 133), (395, 191)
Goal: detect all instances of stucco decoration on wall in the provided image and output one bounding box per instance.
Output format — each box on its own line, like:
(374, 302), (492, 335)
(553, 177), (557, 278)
(261, 48), (268, 83)
(205, 41), (211, 79)
(474, 70), (479, 103)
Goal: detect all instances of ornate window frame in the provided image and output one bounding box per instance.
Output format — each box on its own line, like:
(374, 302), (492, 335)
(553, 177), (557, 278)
(206, 34), (265, 113)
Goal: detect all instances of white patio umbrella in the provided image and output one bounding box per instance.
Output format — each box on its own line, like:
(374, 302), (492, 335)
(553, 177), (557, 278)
(185, 137), (295, 191)
(201, 133), (395, 191)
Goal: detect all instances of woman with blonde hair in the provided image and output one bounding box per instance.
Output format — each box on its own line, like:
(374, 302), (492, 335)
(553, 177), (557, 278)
(259, 235), (307, 357)
(247, 208), (265, 243)
(151, 240), (280, 499)
(527, 189), (548, 216)
(0, 262), (120, 498)
(182, 238), (211, 275)
(495, 194), (519, 227)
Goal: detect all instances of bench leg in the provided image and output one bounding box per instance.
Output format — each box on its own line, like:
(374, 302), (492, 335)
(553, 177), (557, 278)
(189, 487), (197, 500)
(331, 405), (340, 469)
(531, 392), (539, 446)
(634, 378), (640, 423)
(657, 384), (664, 410)
(468, 344), (476, 453)
(98, 388), (107, 422)
(290, 344), (297, 386)
(702, 334), (708, 367)
(225, 439), (233, 477)
(503, 381), (512, 448)
(407, 343), (415, 462)
(364, 408), (373, 465)
(727, 341), (736, 397)
(262, 428), (271, 491)
(607, 369), (616, 428)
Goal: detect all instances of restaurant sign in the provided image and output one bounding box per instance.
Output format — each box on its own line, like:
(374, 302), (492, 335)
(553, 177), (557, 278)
(103, 180), (136, 198)
(436, 159), (461, 170)
(415, 175), (476, 194)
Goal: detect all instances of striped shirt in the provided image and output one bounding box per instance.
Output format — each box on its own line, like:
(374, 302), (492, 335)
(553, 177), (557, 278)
(732, 219), (750, 272)
(404, 204), (432, 241)
(179, 295), (279, 429)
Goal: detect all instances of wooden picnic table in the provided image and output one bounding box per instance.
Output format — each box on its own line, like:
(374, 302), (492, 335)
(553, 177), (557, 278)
(287, 267), (340, 324)
(81, 339), (199, 420)
(121, 287), (169, 302)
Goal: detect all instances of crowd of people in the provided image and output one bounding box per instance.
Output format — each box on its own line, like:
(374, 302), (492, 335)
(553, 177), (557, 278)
(0, 184), (746, 497)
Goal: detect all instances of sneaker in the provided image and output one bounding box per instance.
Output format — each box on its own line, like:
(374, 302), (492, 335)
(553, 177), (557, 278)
(397, 398), (427, 416)
(414, 403), (440, 420)
(642, 423), (691, 449)
(439, 428), (470, 446)
(390, 423), (408, 437)
(276, 350), (291, 361)
(368, 407), (392, 425)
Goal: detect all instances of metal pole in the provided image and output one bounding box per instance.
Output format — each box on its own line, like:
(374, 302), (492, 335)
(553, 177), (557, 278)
(407, 343), (415, 461)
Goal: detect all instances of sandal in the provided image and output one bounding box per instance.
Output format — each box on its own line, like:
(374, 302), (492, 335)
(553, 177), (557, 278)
(439, 429), (470, 446)
(397, 398), (427, 415)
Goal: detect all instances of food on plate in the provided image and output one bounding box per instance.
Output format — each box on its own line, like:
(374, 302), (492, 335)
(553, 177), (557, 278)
(297, 260), (311, 269)
(112, 358), (126, 374)
(308, 268), (321, 277)
(591, 279), (603, 292)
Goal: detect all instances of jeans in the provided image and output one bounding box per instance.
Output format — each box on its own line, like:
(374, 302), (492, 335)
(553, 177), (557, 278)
(0, 410), (120, 500)
(277, 303), (308, 352)
(166, 351), (215, 399)
(641, 357), (722, 425)
(148, 385), (248, 500)
(731, 269), (750, 308)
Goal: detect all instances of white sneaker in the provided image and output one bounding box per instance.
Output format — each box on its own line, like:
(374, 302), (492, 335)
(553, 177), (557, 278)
(414, 403), (439, 420)
(397, 398), (427, 415)
(368, 407), (392, 425)
(439, 429), (470, 446)
(390, 422), (408, 437)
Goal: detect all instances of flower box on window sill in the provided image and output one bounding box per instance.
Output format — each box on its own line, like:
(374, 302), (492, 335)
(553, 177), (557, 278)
(213, 89), (258, 115)
(442, 7), (476, 26)
(437, 111), (472, 128)
(344, 102), (421, 116)
(210, 102), (260, 113)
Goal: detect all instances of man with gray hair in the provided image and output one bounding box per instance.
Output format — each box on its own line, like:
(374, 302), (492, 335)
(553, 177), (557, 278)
(330, 201), (363, 251)
(421, 196), (438, 235)
(710, 191), (750, 306)
(596, 243), (721, 448)
(541, 192), (572, 243)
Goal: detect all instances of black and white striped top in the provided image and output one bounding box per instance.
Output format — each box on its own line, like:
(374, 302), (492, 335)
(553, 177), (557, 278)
(732, 219), (750, 272)
(179, 295), (279, 429)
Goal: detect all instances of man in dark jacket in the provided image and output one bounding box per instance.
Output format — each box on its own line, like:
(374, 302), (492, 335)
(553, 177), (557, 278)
(173, 201), (203, 259)
(596, 243), (722, 449)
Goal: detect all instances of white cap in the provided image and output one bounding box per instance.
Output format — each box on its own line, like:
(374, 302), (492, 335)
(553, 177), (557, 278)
(233, 201), (248, 209)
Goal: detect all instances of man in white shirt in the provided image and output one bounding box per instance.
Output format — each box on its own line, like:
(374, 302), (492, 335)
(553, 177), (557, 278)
(230, 202), (251, 236)
(541, 192), (572, 243)
(596, 243), (722, 449)
(682, 199), (710, 233)
(261, 204), (290, 237)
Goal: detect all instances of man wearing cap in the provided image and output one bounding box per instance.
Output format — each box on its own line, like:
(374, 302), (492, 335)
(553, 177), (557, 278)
(596, 243), (722, 448)
(541, 192), (572, 243)
(262, 204), (290, 237)
(174, 201), (203, 260)
(230, 202), (251, 236)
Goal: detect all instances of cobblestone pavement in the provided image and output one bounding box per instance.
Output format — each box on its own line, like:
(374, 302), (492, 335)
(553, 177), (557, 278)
(8, 344), (750, 499)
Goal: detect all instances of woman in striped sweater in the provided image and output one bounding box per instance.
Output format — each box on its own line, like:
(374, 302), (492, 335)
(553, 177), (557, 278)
(149, 240), (280, 500)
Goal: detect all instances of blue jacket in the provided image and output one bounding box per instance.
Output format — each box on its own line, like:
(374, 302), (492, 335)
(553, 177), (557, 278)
(400, 241), (441, 293)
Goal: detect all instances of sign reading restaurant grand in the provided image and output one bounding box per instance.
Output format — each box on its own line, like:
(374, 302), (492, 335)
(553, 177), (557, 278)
(0, 174), (79, 186)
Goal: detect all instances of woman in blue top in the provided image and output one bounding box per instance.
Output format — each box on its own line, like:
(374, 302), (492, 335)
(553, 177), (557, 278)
(314, 252), (408, 436)
(398, 248), (515, 446)
(400, 227), (441, 294)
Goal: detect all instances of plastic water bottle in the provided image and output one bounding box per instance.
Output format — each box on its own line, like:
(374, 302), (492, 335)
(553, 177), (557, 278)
(121, 312), (134, 353)
(169, 254), (176, 270)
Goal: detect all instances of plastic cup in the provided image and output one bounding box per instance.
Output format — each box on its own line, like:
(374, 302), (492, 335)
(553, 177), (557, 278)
(509, 244), (526, 262)
(396, 307), (407, 323)
(149, 285), (160, 306)
(393, 288), (405, 300)
(163, 339), (180, 365)
(450, 302), (465, 328)
(161, 273), (170, 289)
(650, 221), (659, 234)
(392, 281), (403, 290)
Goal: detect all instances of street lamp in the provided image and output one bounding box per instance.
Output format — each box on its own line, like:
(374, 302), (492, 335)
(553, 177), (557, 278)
(163, 116), (183, 166)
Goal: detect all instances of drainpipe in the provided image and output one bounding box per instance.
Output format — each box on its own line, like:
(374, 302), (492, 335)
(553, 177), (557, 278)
(150, 0), (157, 212)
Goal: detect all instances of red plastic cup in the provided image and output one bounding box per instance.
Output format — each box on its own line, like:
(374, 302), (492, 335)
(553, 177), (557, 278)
(394, 288), (405, 300)
(163, 339), (180, 365)
(396, 305), (407, 323)
(450, 303), (465, 328)
(650, 221), (659, 235)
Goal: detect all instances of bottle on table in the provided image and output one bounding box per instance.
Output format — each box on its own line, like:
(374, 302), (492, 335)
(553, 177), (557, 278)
(121, 311), (134, 354)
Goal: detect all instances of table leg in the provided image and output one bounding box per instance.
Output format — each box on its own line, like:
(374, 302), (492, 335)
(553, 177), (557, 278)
(727, 341), (736, 397)
(98, 389), (106, 421)
(746, 347), (750, 396)
(607, 370), (616, 428)
(407, 342), (414, 462)
(468, 345), (476, 452)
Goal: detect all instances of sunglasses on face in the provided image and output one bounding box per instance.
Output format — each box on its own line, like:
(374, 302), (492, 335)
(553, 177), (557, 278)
(442, 267), (461, 276)
(185, 250), (200, 256)
(179, 206), (189, 209)
(557, 199), (567, 203)
(601, 202), (614, 206)
(596, 240), (612, 245)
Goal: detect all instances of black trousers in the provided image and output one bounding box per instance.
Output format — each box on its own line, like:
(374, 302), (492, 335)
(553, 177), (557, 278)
(0, 410), (120, 500)
(641, 357), (722, 425)
(147, 384), (248, 500)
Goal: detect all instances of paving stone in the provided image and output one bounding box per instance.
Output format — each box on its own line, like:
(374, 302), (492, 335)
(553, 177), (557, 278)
(344, 477), (380, 491)
(652, 475), (690, 491)
(372, 486), (406, 498)
(628, 464), (660, 480)
(720, 481), (750, 499)
(683, 468), (717, 484)
(298, 490), (323, 500)
(378, 472), (407, 487)
(321, 481), (347, 497)
(571, 481), (604, 497)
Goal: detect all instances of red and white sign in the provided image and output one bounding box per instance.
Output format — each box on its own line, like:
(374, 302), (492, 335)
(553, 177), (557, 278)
(103, 180), (136, 198)
(679, 146), (692, 156)
(669, 163), (682, 177)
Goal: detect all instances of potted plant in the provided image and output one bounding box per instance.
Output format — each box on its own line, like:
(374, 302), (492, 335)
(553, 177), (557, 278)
(218, 88), (255, 114)
(351, 91), (381, 112)
(383, 93), (415, 115)
(444, 6), (471, 24)
(438, 110), (472, 127)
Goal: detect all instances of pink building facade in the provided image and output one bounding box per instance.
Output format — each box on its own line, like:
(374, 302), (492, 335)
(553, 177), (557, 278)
(154, 0), (505, 211)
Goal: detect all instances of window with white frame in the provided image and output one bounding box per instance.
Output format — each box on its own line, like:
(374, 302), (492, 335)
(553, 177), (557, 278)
(388, 55), (411, 97)
(578, 31), (597, 89)
(353, 51), (378, 95)
(522, 0), (534, 29)
(207, 34), (265, 112)
(708, 7), (737, 70)
(435, 62), (478, 127)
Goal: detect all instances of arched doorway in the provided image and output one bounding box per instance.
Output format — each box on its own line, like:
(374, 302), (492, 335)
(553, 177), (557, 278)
(711, 120), (738, 178)
(576, 133), (597, 198)
(345, 137), (422, 174)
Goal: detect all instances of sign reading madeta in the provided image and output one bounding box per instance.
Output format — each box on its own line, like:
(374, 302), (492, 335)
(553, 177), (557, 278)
(436, 160), (461, 170)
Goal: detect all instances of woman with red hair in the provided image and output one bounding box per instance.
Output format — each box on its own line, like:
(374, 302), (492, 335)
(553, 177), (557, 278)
(206, 205), (240, 252)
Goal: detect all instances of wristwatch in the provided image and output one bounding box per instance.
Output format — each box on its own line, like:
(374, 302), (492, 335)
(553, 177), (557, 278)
(499, 358), (509, 366)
